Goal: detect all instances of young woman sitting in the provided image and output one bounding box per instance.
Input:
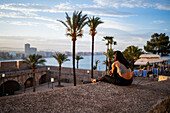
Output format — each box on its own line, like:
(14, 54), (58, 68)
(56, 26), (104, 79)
(91, 51), (133, 86)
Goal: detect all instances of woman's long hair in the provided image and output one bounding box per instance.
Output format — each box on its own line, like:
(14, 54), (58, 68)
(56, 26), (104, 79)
(114, 51), (130, 69)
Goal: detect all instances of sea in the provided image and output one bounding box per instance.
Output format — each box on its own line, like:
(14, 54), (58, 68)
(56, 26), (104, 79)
(1, 55), (107, 71)
(45, 55), (106, 71)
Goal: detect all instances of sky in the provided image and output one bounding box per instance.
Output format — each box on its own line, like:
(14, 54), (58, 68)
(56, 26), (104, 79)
(0, 0), (170, 52)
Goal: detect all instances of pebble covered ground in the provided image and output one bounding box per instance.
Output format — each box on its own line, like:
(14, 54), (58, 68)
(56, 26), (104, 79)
(0, 79), (170, 113)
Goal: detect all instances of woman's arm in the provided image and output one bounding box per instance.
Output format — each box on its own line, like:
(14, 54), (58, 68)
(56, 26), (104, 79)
(111, 63), (115, 74)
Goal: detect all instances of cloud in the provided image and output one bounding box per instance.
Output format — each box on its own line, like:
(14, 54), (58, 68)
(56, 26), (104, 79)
(155, 3), (170, 10)
(0, 18), (63, 31)
(0, 20), (40, 26)
(0, 11), (65, 30)
(55, 2), (72, 10)
(99, 18), (135, 31)
(93, 0), (170, 11)
(76, 3), (135, 17)
(0, 11), (60, 24)
(83, 10), (134, 18)
(76, 4), (102, 9)
(45, 24), (65, 31)
(0, 3), (135, 18)
(113, 35), (148, 51)
(0, 11), (35, 18)
(93, 0), (153, 8)
(164, 29), (169, 31)
(0, 3), (72, 13)
(152, 20), (165, 24)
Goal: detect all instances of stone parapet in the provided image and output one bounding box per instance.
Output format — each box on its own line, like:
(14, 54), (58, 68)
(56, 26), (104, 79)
(0, 61), (31, 72)
(0, 79), (169, 113)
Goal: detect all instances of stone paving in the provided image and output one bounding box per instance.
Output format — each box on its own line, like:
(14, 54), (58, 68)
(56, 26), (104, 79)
(15, 81), (79, 94)
(0, 78), (169, 113)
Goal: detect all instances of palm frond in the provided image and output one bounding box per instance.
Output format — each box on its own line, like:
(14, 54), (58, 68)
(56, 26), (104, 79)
(75, 55), (84, 61)
(88, 16), (103, 36)
(53, 53), (70, 65)
(65, 12), (73, 29)
(23, 54), (46, 68)
(57, 19), (69, 29)
(57, 11), (87, 43)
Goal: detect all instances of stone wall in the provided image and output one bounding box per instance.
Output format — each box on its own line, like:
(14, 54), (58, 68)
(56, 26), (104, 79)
(0, 61), (17, 72)
(0, 61), (104, 86)
(0, 61), (32, 72)
(47, 66), (105, 83)
(18, 61), (31, 70)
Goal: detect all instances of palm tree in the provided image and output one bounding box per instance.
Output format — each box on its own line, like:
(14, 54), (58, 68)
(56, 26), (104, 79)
(122, 45), (144, 71)
(108, 37), (116, 71)
(93, 60), (100, 70)
(103, 36), (117, 50)
(75, 55), (83, 69)
(106, 49), (114, 71)
(88, 16), (103, 78)
(103, 36), (116, 72)
(109, 37), (117, 49)
(23, 54), (46, 92)
(57, 11), (88, 86)
(53, 53), (69, 86)
(95, 60), (100, 70)
(103, 36), (111, 51)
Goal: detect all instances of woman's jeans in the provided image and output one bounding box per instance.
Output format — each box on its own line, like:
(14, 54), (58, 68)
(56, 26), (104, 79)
(97, 75), (133, 86)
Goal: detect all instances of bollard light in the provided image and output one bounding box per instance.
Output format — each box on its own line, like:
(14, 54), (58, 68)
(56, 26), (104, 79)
(51, 78), (54, 89)
(48, 67), (50, 88)
(2, 74), (5, 96)
(2, 74), (5, 78)
(87, 70), (90, 81)
(48, 67), (50, 71)
(51, 78), (54, 83)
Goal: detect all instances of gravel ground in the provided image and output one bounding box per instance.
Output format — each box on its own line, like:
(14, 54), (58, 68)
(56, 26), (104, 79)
(0, 79), (170, 113)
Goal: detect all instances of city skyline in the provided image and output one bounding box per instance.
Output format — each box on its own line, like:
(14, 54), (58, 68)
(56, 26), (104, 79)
(0, 0), (170, 52)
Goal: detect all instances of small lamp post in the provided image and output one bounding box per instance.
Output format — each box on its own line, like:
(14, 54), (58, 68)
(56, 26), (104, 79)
(51, 78), (54, 89)
(2, 74), (5, 96)
(47, 67), (50, 88)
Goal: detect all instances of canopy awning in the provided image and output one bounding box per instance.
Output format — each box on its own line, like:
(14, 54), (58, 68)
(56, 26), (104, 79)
(160, 57), (170, 61)
(139, 54), (160, 59)
(134, 58), (164, 65)
(134, 61), (147, 65)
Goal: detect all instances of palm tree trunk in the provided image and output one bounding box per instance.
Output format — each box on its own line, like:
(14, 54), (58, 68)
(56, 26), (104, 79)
(110, 44), (112, 50)
(107, 41), (109, 50)
(105, 57), (107, 72)
(32, 67), (36, 92)
(108, 59), (111, 71)
(73, 40), (76, 86)
(77, 60), (78, 69)
(58, 65), (61, 86)
(91, 35), (94, 78)
(106, 42), (109, 73)
(131, 58), (134, 71)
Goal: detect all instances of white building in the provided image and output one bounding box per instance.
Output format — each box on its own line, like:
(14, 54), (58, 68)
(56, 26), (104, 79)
(25, 43), (37, 57)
